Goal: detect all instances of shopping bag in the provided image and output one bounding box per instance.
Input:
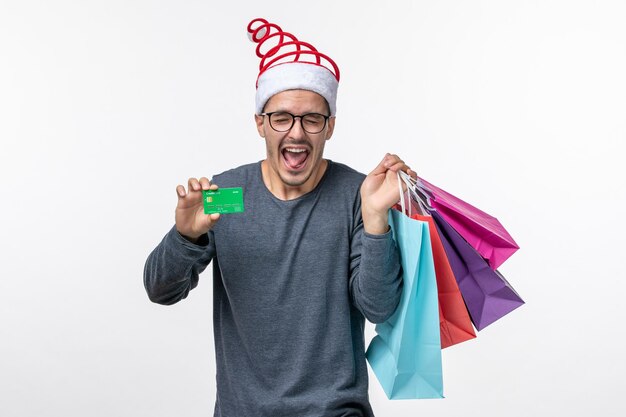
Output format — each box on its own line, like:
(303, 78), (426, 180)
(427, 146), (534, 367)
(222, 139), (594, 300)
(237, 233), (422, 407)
(431, 210), (524, 330)
(366, 208), (444, 399)
(394, 172), (475, 348)
(417, 178), (519, 270)
(409, 212), (476, 348)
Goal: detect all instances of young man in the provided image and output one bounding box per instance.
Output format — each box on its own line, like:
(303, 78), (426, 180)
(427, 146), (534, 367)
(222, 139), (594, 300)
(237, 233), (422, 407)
(144, 18), (415, 416)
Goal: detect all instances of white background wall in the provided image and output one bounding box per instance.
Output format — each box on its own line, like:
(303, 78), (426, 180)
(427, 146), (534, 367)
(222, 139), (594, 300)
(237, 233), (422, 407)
(1, 1), (625, 416)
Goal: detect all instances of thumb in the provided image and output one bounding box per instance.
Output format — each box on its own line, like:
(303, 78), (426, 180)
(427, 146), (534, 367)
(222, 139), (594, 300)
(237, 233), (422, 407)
(202, 212), (221, 230)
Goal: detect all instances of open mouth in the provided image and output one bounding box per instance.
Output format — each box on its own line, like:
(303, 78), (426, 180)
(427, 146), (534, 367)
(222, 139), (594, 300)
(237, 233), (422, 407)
(281, 147), (310, 171)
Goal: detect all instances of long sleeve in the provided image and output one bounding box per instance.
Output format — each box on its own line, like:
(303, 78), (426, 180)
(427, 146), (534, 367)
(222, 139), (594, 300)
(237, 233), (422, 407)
(143, 225), (216, 305)
(349, 206), (403, 324)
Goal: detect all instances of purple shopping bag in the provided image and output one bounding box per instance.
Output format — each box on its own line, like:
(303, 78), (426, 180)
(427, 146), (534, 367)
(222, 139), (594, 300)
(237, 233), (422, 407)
(418, 178), (519, 270)
(431, 211), (524, 331)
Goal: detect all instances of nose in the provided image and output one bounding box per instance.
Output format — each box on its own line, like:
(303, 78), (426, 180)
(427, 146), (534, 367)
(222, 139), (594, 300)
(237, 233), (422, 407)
(288, 116), (306, 137)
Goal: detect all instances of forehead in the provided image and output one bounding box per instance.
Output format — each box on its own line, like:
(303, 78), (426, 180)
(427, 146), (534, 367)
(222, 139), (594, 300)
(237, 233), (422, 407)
(264, 89), (329, 113)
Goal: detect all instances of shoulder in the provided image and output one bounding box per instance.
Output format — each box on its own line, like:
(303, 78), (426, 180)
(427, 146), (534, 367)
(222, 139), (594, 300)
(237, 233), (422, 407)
(322, 161), (365, 222)
(325, 160), (366, 189)
(211, 162), (260, 188)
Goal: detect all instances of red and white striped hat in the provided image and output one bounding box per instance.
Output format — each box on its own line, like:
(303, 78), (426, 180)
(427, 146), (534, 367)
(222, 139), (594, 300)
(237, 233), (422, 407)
(247, 18), (340, 116)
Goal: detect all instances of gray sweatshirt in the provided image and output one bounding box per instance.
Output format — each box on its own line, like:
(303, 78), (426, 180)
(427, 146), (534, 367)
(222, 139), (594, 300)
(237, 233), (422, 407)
(144, 160), (402, 417)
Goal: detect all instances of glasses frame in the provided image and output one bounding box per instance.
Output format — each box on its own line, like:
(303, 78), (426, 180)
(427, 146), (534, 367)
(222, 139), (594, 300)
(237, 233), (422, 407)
(260, 111), (331, 134)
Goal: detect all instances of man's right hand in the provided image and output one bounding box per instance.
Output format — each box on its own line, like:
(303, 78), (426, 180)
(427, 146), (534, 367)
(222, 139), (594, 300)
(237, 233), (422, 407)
(175, 177), (220, 243)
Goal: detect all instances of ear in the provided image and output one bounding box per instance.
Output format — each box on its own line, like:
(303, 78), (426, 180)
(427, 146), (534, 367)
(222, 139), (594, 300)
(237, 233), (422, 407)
(254, 114), (265, 138)
(325, 116), (336, 141)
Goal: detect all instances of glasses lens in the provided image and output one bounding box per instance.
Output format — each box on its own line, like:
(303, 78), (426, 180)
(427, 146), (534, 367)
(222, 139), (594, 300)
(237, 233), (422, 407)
(269, 112), (294, 132)
(301, 114), (326, 134)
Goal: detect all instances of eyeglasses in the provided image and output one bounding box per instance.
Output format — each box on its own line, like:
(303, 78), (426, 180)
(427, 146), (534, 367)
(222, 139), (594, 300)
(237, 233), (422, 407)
(261, 111), (330, 134)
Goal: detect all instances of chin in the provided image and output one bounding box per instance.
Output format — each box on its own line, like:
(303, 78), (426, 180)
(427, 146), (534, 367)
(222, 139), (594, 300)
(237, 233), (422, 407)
(279, 169), (314, 187)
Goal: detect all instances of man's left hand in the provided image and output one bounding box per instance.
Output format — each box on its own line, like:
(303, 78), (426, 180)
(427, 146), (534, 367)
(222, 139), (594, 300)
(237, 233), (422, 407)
(360, 153), (416, 235)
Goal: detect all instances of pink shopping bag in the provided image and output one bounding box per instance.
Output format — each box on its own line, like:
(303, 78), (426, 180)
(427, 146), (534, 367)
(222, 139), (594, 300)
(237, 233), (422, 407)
(417, 178), (519, 270)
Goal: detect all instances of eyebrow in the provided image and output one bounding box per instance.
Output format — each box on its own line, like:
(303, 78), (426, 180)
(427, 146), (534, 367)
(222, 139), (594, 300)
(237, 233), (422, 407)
(265, 109), (327, 115)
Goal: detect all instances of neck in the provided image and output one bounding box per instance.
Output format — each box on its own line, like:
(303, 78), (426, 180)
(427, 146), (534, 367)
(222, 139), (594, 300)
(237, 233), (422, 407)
(261, 159), (328, 201)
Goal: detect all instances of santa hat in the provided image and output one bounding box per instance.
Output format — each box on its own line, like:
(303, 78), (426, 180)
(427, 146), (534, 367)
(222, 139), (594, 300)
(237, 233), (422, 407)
(247, 18), (340, 116)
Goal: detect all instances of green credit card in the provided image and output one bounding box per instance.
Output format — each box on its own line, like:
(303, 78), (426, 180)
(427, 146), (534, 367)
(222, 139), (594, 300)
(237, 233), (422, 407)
(202, 187), (244, 214)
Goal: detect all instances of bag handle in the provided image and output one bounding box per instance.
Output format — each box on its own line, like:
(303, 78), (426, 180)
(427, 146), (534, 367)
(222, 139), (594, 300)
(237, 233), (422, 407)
(398, 171), (432, 214)
(397, 171), (425, 217)
(396, 171), (410, 216)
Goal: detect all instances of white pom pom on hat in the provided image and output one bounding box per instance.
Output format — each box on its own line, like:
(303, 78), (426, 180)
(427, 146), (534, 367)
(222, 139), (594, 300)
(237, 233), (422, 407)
(247, 18), (340, 116)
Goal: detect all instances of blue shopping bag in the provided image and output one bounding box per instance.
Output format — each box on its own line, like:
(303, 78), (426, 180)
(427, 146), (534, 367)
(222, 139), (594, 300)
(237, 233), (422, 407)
(366, 208), (444, 399)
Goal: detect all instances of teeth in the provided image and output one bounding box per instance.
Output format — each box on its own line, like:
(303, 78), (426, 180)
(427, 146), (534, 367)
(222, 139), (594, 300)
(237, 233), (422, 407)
(285, 148), (307, 153)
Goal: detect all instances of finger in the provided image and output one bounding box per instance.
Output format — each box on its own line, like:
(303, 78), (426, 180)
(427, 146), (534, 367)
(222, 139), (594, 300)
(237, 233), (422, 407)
(176, 184), (186, 198)
(407, 168), (418, 179)
(372, 153), (402, 174)
(199, 177), (211, 190)
(202, 213), (221, 231)
(369, 153), (393, 175)
(188, 177), (201, 192)
(383, 154), (402, 168)
(387, 161), (409, 172)
(209, 183), (219, 191)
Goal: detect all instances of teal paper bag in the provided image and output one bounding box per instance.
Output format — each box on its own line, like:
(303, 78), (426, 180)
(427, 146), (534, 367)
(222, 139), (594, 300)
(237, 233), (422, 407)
(366, 209), (444, 399)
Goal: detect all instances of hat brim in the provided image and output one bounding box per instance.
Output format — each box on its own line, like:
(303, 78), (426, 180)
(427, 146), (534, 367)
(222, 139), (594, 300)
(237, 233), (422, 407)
(255, 62), (338, 116)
